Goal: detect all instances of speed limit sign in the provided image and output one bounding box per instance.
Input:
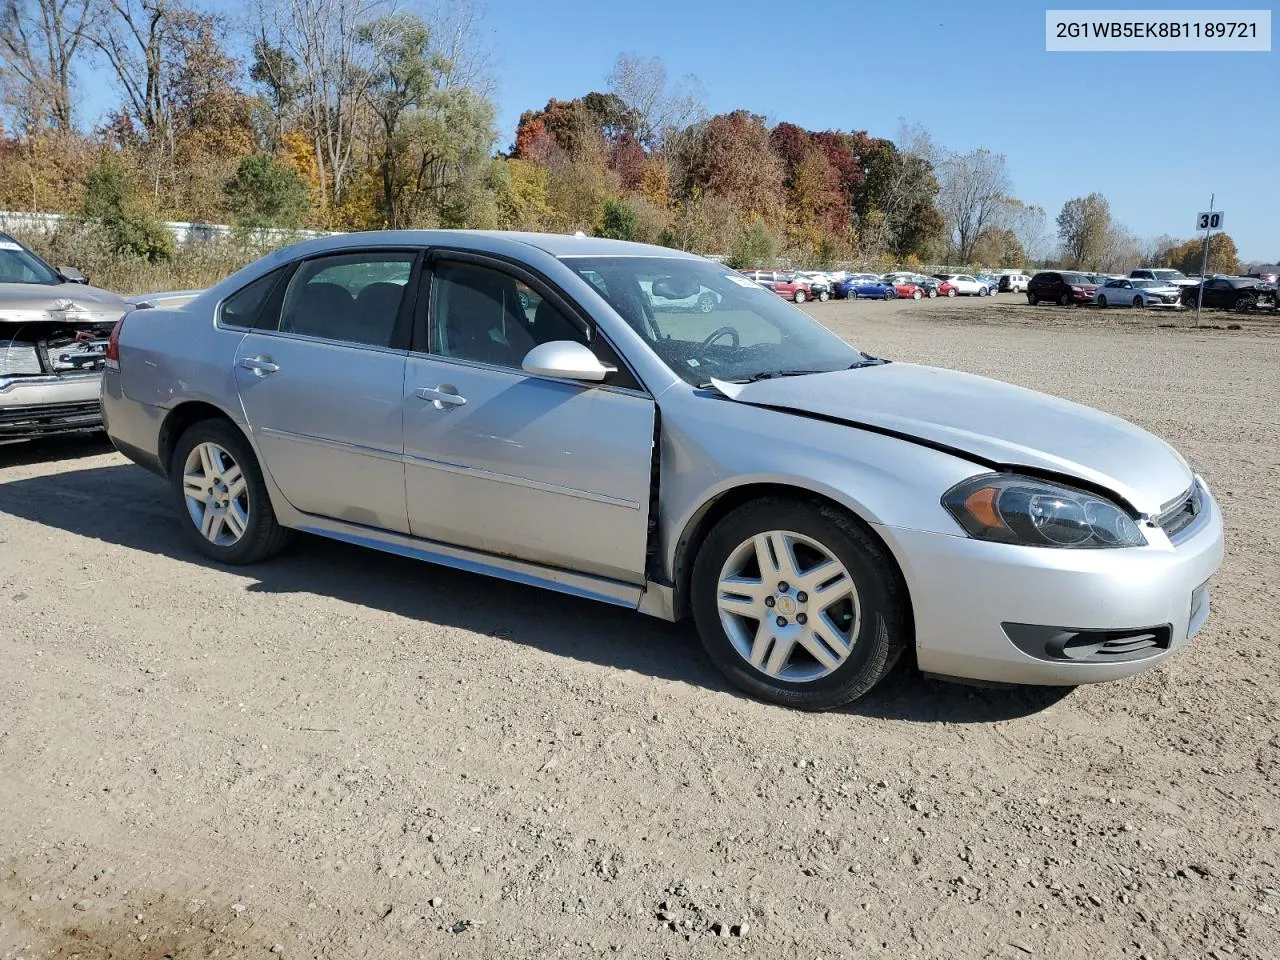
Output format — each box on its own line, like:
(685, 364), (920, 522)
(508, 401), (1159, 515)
(1196, 211), (1225, 231)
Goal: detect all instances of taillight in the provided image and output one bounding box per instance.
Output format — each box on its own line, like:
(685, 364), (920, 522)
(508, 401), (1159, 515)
(105, 317), (123, 368)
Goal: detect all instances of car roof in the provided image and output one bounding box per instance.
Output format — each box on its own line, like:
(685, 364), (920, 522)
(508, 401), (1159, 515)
(261, 230), (702, 263)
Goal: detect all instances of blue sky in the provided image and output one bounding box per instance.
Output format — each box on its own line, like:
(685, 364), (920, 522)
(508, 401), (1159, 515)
(476, 0), (1277, 260)
(74, 0), (1277, 259)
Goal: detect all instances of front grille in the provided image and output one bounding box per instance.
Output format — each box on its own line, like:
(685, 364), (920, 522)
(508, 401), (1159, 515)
(1155, 483), (1204, 543)
(0, 400), (102, 435)
(0, 342), (42, 376)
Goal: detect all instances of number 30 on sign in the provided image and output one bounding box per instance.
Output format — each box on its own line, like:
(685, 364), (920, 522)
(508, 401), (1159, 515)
(1196, 211), (1225, 231)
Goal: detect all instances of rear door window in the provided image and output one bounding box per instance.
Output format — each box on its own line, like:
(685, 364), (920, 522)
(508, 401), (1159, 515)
(278, 252), (416, 348)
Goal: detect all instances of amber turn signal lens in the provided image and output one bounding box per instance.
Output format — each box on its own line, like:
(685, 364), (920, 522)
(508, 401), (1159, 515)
(963, 486), (1002, 530)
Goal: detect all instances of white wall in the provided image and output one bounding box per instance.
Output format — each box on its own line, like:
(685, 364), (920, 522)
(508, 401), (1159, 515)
(0, 210), (338, 246)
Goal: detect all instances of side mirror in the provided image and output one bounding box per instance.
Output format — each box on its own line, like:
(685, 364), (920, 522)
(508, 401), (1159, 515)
(58, 266), (88, 284)
(522, 341), (614, 383)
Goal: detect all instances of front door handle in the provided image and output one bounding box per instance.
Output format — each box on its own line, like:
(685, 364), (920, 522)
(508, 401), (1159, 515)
(240, 356), (279, 376)
(416, 385), (467, 407)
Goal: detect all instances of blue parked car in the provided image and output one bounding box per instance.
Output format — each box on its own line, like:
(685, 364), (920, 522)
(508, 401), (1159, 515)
(976, 274), (1001, 293)
(836, 274), (898, 300)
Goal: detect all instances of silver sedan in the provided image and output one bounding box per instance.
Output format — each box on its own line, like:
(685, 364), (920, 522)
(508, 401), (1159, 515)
(101, 232), (1223, 709)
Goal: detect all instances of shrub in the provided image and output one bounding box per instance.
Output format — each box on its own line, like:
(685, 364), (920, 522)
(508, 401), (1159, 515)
(81, 159), (174, 263)
(223, 154), (310, 229)
(599, 198), (638, 241)
(727, 216), (776, 270)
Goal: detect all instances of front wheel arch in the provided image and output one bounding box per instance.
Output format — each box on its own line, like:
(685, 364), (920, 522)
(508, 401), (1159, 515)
(670, 483), (913, 633)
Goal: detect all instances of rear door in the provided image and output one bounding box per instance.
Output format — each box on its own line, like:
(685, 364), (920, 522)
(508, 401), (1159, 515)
(233, 249), (419, 533)
(401, 252), (656, 584)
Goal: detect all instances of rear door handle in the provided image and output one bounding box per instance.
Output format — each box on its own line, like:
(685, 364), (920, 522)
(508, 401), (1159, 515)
(240, 356), (279, 376)
(415, 386), (467, 407)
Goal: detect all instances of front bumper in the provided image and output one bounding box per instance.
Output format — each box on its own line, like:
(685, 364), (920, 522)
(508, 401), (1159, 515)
(0, 373), (103, 439)
(878, 486), (1224, 685)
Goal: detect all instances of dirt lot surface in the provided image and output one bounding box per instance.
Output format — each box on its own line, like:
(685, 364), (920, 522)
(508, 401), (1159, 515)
(2, 296), (1278, 959)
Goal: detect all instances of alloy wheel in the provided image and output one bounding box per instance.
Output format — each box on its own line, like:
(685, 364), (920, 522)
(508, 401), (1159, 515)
(716, 530), (861, 683)
(182, 441), (250, 546)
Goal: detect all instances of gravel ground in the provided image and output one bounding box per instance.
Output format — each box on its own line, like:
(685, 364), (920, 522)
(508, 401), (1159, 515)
(1, 296), (1277, 959)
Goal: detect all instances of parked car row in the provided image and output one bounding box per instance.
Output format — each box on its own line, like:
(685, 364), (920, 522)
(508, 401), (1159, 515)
(1028, 267), (1277, 311)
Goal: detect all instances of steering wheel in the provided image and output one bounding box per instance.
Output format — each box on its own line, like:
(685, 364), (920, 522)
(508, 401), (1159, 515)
(701, 326), (740, 348)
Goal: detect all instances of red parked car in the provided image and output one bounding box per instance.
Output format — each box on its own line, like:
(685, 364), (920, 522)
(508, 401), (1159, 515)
(888, 280), (924, 300)
(936, 280), (958, 298)
(740, 269), (813, 303)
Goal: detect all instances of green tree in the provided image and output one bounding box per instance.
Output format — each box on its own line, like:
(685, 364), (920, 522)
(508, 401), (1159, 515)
(358, 13), (496, 228)
(223, 153), (310, 228)
(599, 198), (638, 240)
(81, 157), (173, 262)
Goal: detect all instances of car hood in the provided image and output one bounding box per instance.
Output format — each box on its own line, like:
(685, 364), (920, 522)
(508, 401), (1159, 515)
(712, 363), (1193, 515)
(0, 282), (129, 324)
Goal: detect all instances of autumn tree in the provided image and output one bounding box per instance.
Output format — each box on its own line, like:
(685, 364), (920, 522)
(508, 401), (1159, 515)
(1166, 233), (1240, 276)
(682, 111), (783, 219)
(1056, 193), (1111, 268)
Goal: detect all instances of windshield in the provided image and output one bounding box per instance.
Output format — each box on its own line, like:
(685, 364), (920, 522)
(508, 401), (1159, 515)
(563, 256), (862, 386)
(1060, 272), (1091, 284)
(1151, 269), (1186, 282)
(0, 237), (60, 285)
(1131, 279), (1157, 288)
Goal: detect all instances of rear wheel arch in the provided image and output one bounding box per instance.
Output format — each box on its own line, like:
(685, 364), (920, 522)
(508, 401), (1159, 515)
(670, 483), (914, 632)
(157, 401), (245, 478)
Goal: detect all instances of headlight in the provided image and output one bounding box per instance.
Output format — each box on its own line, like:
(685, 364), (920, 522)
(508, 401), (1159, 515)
(942, 475), (1146, 548)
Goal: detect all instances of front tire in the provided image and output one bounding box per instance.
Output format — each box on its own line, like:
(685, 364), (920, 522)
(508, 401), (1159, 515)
(170, 418), (292, 564)
(691, 498), (907, 710)
(818, 289), (830, 302)
(946, 288), (957, 298)
(1132, 295), (1144, 309)
(927, 288), (937, 298)
(793, 290), (807, 303)
(978, 286), (989, 297)
(1058, 292), (1072, 307)
(847, 289), (858, 301)
(912, 288), (922, 300)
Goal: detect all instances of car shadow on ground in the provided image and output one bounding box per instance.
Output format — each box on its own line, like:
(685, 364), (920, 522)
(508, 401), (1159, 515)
(0, 461), (1071, 723)
(0, 432), (115, 467)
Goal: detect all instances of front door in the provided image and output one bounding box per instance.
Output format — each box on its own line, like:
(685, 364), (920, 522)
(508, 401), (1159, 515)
(401, 257), (655, 584)
(233, 249), (418, 533)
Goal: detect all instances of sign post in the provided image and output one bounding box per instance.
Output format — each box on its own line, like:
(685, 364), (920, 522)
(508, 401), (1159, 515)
(1193, 200), (1225, 328)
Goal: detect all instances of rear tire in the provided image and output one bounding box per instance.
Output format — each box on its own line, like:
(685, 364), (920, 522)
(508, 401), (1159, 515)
(928, 288), (937, 298)
(691, 497), (908, 711)
(911, 288), (922, 300)
(946, 288), (957, 298)
(818, 290), (829, 302)
(169, 418), (292, 565)
(1097, 295), (1108, 308)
